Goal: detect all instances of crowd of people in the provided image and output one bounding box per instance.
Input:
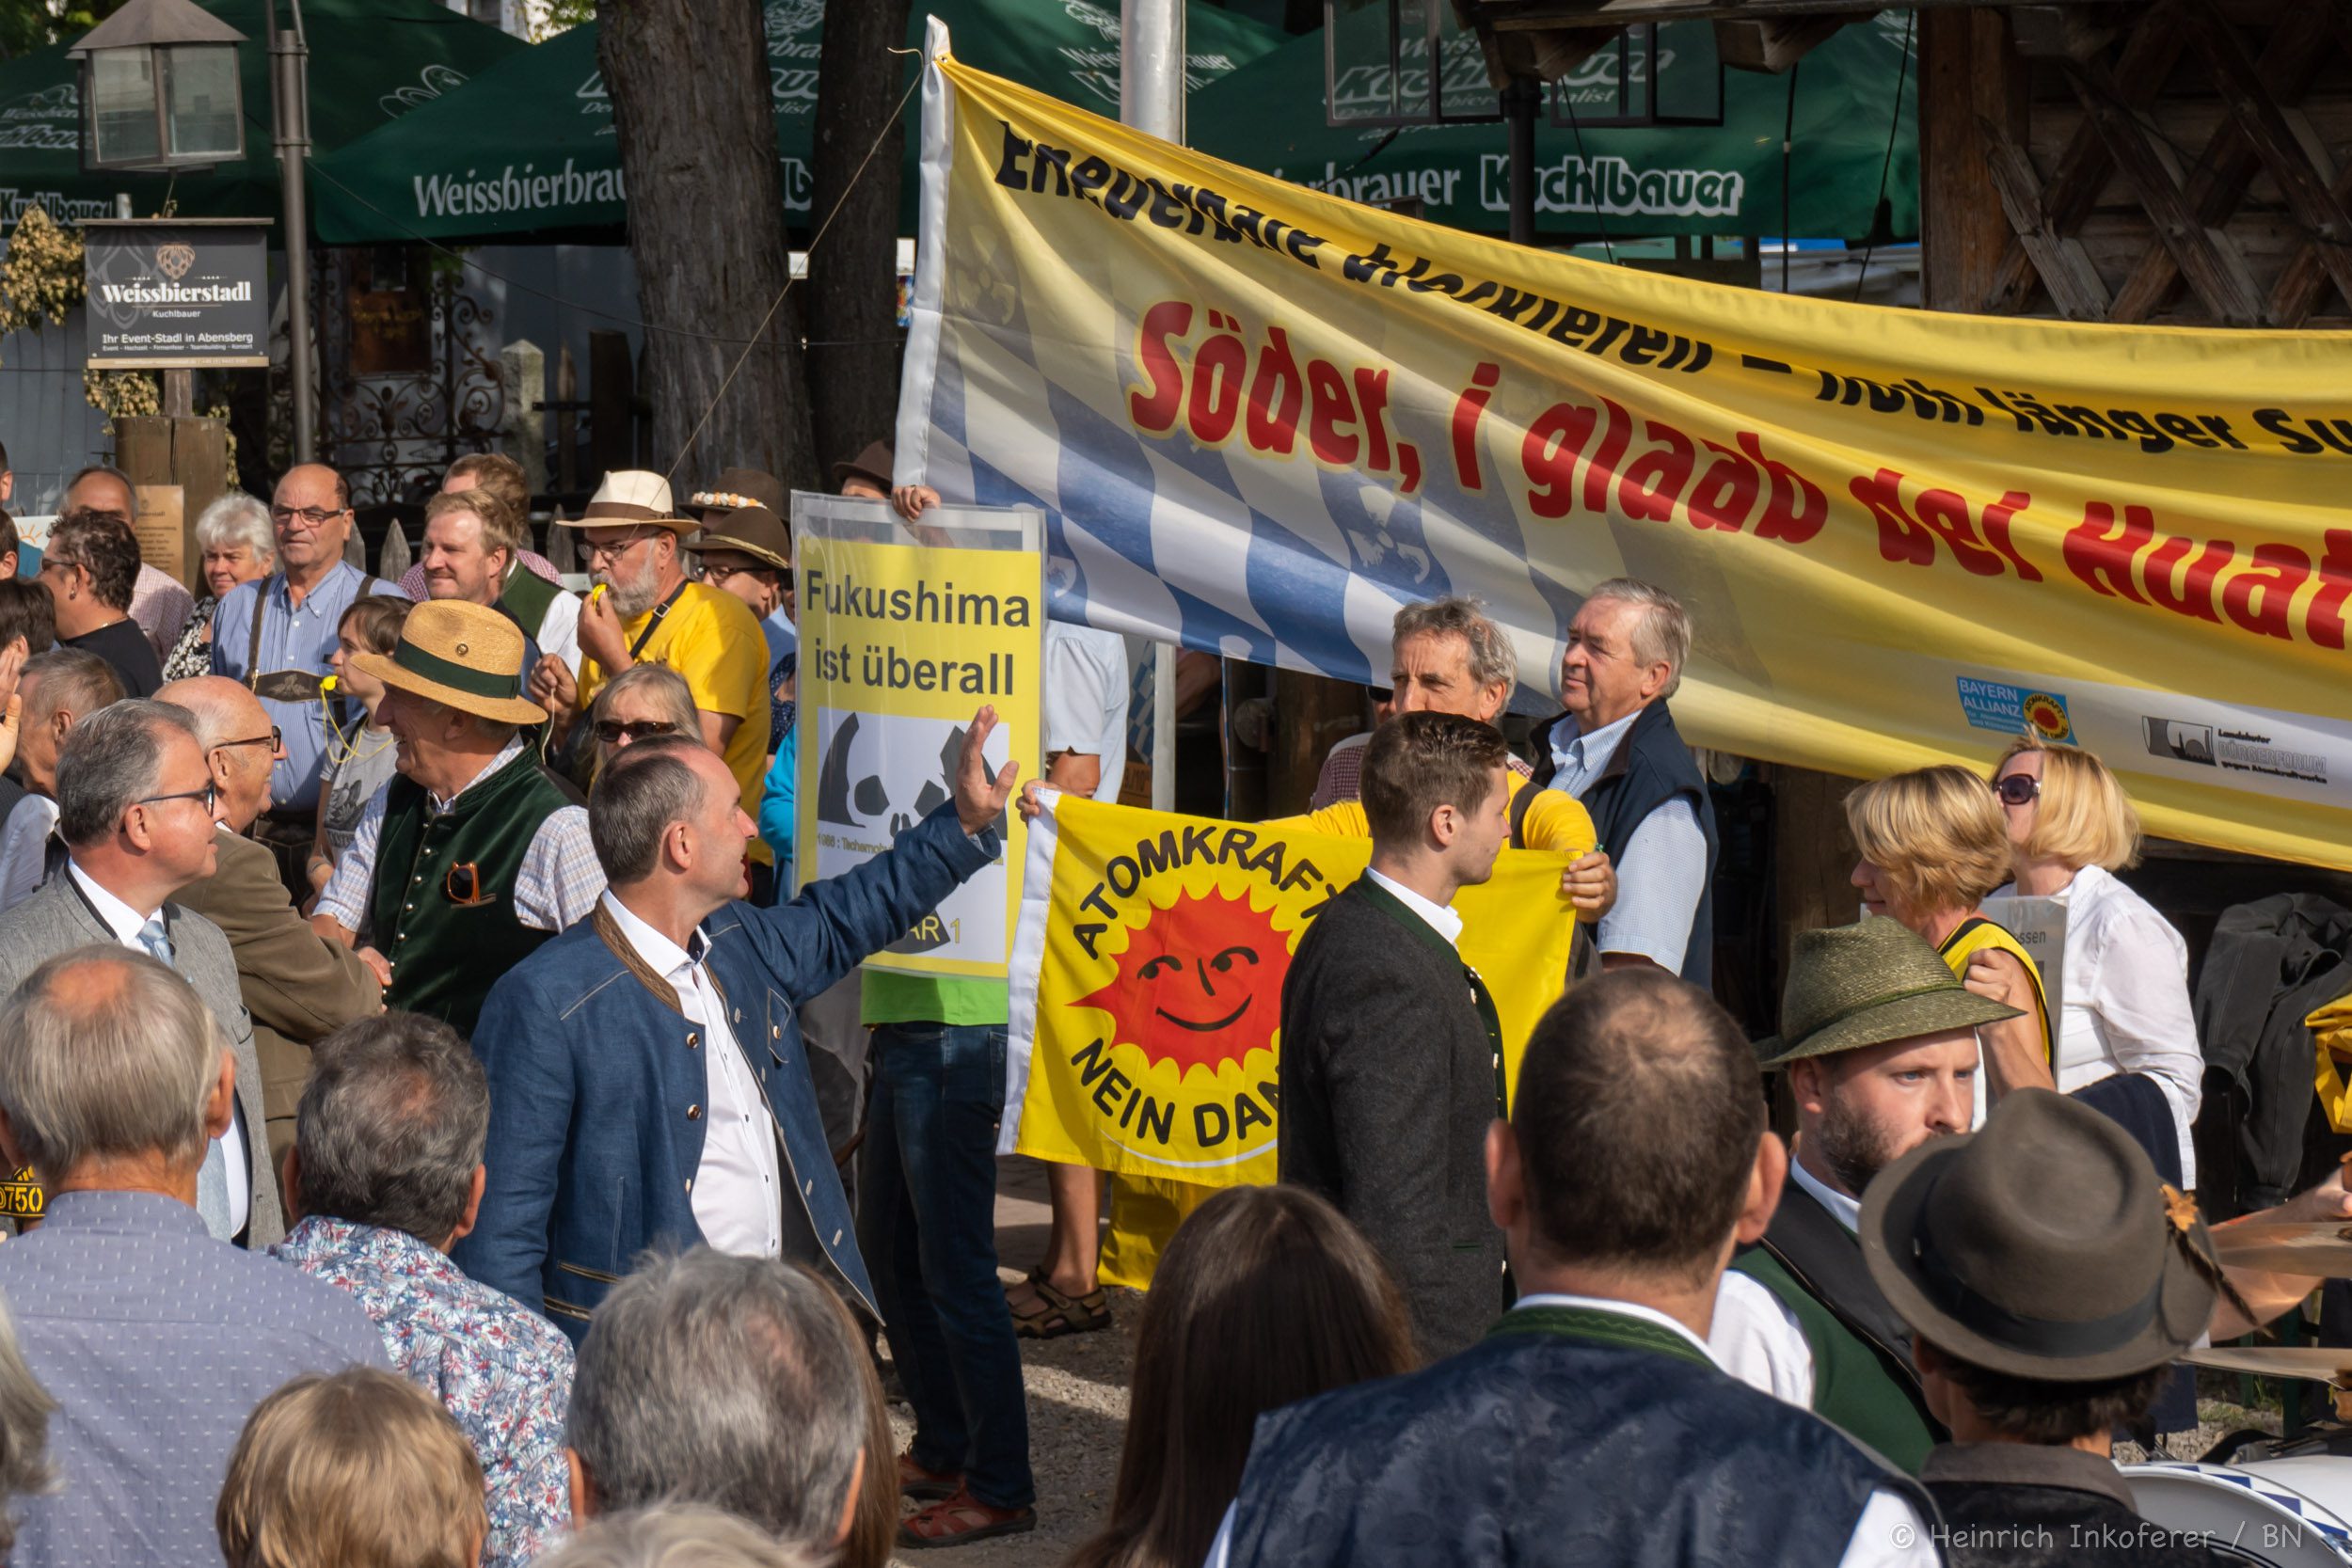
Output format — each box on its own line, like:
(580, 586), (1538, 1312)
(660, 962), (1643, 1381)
(0, 431), (2328, 1567)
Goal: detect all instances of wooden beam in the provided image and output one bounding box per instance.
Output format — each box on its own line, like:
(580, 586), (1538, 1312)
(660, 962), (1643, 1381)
(1919, 8), (2025, 313)
(2272, 153), (2352, 326)
(2107, 0), (2342, 322)
(1712, 12), (1864, 71)
(1982, 4), (2188, 314)
(2063, 54), (2267, 326)
(1977, 115), (2115, 318)
(2010, 4), (2116, 57)
(1479, 0), (2051, 25)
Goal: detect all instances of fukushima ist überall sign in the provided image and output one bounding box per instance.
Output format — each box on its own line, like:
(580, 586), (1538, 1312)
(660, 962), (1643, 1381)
(83, 219), (270, 370)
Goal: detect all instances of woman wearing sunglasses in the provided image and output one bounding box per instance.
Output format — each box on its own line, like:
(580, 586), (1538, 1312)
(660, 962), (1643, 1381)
(584, 661), (697, 780)
(1988, 736), (2201, 1187)
(1844, 765), (2056, 1108)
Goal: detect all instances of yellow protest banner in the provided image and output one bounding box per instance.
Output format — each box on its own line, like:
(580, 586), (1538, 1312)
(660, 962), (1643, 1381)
(900, 28), (2352, 868)
(1002, 790), (1575, 1186)
(792, 495), (1041, 978)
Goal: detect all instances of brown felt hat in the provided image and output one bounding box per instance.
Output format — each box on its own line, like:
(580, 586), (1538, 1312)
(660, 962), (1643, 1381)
(1861, 1087), (2219, 1381)
(689, 467), (785, 517)
(682, 504), (790, 573)
(1754, 918), (2021, 1069)
(347, 598), (546, 727)
(832, 440), (894, 493)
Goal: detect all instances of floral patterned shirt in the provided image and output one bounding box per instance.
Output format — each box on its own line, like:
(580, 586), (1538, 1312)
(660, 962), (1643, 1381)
(272, 1214), (575, 1566)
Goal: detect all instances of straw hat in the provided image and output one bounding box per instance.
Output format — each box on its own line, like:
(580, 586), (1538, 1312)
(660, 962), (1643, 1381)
(689, 467), (785, 517)
(348, 599), (547, 726)
(557, 470), (692, 533)
(1754, 918), (2021, 1069)
(682, 505), (791, 574)
(1862, 1087), (2220, 1380)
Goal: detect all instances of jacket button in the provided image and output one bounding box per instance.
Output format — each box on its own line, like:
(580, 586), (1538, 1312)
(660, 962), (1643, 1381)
(685, 1032), (699, 1048)
(683, 1179), (692, 1193)
(686, 1104), (702, 1120)
(732, 1007), (741, 1022)
(771, 1024), (781, 1039)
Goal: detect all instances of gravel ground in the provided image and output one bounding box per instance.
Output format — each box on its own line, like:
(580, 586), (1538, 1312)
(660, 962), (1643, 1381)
(883, 1160), (1136, 1567)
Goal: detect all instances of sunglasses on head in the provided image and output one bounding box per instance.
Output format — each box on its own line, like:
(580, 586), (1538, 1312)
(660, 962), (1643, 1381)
(594, 719), (678, 744)
(1993, 773), (2041, 807)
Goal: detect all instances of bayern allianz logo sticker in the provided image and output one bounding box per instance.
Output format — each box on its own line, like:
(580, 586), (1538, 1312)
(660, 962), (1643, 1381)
(1958, 676), (2074, 743)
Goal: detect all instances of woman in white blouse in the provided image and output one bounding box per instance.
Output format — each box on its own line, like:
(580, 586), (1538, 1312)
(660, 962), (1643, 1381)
(1990, 736), (2202, 1187)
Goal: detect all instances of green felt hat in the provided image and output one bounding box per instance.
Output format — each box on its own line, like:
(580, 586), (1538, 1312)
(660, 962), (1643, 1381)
(1755, 918), (2022, 1069)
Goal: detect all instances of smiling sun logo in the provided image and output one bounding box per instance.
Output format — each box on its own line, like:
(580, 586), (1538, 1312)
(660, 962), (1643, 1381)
(1072, 887), (1290, 1079)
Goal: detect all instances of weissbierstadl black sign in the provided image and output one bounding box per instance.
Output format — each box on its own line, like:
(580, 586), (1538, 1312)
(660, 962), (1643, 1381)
(83, 218), (270, 370)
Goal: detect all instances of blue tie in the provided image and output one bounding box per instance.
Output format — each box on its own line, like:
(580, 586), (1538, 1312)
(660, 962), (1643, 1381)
(140, 917), (233, 1238)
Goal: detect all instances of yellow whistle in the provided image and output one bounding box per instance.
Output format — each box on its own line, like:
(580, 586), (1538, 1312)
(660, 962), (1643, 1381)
(321, 674), (339, 692)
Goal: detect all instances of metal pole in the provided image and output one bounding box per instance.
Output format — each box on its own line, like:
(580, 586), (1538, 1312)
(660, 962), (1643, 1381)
(1121, 0), (1184, 811)
(1503, 77), (1538, 247)
(269, 0), (316, 464)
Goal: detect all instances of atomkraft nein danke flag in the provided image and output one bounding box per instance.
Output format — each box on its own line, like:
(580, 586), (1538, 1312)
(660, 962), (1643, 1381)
(897, 21), (2352, 871)
(1001, 790), (1576, 1187)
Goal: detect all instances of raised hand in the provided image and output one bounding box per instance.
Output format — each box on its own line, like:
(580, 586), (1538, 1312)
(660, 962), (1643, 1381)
(953, 705), (1022, 834)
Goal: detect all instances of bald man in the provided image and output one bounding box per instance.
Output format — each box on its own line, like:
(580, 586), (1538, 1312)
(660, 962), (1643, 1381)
(210, 463), (404, 897)
(160, 675), (383, 1183)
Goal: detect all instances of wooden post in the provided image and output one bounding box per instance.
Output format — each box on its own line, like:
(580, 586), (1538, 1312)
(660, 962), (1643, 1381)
(1267, 670), (1368, 816)
(555, 346), (580, 497)
(1918, 8), (2026, 312)
(588, 329), (633, 483)
(112, 414), (229, 592)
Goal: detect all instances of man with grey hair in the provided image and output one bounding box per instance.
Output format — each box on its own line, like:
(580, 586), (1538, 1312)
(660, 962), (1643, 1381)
(541, 1507), (820, 1568)
(0, 945), (384, 1567)
(273, 1013), (575, 1568)
(1528, 578), (1719, 985)
(564, 1248), (880, 1557)
(0, 648), (123, 912)
(0, 699), (281, 1244)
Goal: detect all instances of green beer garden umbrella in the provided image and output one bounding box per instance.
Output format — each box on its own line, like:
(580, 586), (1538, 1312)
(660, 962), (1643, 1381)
(309, 0), (1284, 245)
(1189, 9), (1917, 241)
(0, 0), (523, 233)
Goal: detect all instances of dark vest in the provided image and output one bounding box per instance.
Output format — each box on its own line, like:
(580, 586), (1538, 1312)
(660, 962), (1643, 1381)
(372, 746), (579, 1037)
(1225, 1306), (1929, 1568)
(499, 565), (561, 646)
(1735, 1180), (1944, 1472)
(1923, 1446), (2237, 1567)
(1528, 700), (1718, 987)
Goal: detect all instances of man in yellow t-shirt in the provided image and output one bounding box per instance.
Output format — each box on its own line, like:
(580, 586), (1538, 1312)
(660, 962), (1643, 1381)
(1285, 596), (1613, 918)
(530, 470), (773, 870)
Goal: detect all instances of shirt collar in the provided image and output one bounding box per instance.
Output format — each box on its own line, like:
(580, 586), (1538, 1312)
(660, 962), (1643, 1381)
(66, 860), (158, 941)
(1363, 867), (1465, 947)
(40, 1188), (211, 1236)
(279, 1213), (449, 1271)
(1511, 1291), (1712, 1360)
(1788, 1155), (1864, 1234)
(271, 559), (355, 607)
(1919, 1443), (2136, 1509)
(598, 889), (701, 982)
(430, 732), (528, 814)
(1549, 706), (1641, 781)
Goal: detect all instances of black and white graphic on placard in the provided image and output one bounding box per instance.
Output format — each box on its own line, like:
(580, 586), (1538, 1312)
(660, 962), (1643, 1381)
(812, 706), (1009, 955)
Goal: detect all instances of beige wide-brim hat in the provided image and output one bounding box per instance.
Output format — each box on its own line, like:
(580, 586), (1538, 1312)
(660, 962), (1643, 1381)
(557, 469), (693, 533)
(347, 599), (546, 726)
(1754, 917), (2023, 1069)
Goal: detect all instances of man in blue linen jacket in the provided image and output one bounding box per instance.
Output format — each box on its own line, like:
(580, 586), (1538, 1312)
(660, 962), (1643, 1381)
(454, 708), (1018, 1337)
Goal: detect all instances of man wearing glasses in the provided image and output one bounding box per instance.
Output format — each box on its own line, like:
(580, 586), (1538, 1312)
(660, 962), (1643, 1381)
(531, 470), (771, 884)
(161, 675), (384, 1196)
(211, 463), (404, 898)
(0, 699), (282, 1245)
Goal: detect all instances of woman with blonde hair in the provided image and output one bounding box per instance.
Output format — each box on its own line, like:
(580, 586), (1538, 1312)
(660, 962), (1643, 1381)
(1845, 765), (2054, 1101)
(1991, 735), (2201, 1186)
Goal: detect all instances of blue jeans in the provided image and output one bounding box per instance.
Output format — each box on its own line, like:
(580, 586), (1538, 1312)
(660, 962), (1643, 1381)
(858, 1022), (1034, 1510)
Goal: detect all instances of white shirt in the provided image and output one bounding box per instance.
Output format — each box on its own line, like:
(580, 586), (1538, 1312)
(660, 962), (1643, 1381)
(64, 861), (249, 1237)
(1992, 866), (2201, 1186)
(1708, 1160), (1861, 1408)
(1043, 623), (1129, 804)
(1363, 867), (1465, 947)
(597, 892), (785, 1258)
(1547, 708), (1709, 971)
(0, 794), (58, 913)
(1202, 1291), (1939, 1568)
(532, 578), (584, 678)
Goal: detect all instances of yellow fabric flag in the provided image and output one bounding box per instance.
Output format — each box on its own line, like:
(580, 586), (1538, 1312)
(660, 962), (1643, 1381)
(2307, 992), (2352, 1133)
(1003, 791), (1575, 1194)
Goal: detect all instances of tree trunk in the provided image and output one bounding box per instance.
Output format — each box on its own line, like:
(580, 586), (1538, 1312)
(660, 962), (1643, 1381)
(807, 0), (913, 474)
(599, 0), (817, 491)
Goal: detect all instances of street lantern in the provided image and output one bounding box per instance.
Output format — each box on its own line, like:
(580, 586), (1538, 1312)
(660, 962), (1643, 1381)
(69, 0), (247, 173)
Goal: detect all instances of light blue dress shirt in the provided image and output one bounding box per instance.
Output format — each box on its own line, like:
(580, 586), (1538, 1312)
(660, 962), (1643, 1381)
(1545, 708), (1709, 972)
(210, 562), (408, 813)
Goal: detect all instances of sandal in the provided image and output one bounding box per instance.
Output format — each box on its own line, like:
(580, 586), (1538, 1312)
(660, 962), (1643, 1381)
(898, 1487), (1037, 1549)
(897, 1450), (963, 1502)
(1011, 1271), (1111, 1338)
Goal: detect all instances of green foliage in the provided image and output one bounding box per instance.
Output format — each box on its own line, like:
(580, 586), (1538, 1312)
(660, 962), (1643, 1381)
(529, 0), (595, 42)
(0, 0), (131, 62)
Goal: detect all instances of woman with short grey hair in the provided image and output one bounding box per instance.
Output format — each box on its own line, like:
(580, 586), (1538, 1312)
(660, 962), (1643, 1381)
(162, 492), (278, 682)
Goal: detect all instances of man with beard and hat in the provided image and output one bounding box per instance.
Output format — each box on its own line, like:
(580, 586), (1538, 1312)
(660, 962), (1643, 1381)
(1708, 918), (2024, 1472)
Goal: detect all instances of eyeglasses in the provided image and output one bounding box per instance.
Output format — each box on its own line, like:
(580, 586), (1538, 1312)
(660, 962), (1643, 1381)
(136, 780), (218, 814)
(583, 530), (660, 562)
(215, 727), (283, 756)
(270, 505), (347, 529)
(594, 718), (678, 744)
(1993, 774), (2042, 807)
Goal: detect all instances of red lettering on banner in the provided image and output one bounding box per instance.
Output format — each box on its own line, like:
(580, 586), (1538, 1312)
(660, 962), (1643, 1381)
(2064, 505), (2352, 647)
(1518, 397), (1822, 546)
(1851, 469), (2040, 579)
(1128, 300), (1193, 433)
